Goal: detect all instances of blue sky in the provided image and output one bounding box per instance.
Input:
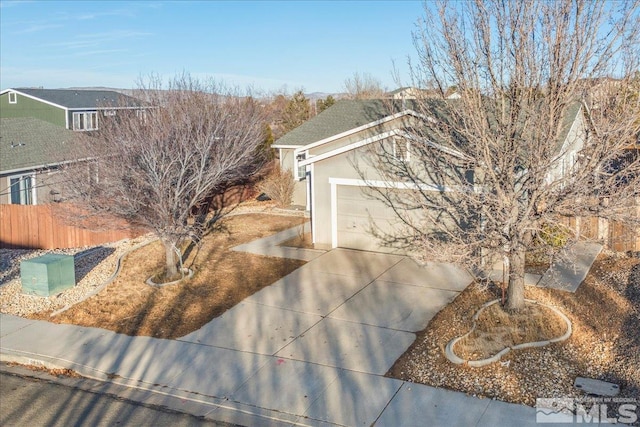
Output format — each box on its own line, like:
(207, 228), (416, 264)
(0, 0), (424, 94)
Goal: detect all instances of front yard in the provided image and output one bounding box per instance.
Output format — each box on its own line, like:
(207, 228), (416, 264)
(2, 214), (638, 416)
(1, 214), (306, 339)
(388, 253), (640, 407)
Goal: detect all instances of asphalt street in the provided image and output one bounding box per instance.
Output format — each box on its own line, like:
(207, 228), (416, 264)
(0, 364), (236, 427)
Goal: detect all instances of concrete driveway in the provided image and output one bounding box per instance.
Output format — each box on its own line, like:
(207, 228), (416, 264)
(4, 232), (539, 427)
(180, 248), (473, 375)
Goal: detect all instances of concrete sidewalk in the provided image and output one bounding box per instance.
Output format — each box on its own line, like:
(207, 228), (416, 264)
(1, 225), (599, 426)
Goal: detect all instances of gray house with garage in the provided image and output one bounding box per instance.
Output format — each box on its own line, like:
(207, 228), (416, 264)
(273, 99), (588, 254)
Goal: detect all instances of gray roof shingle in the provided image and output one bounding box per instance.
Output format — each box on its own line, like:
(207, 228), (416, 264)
(1, 117), (85, 173)
(276, 98), (583, 153)
(12, 88), (143, 109)
(274, 99), (419, 147)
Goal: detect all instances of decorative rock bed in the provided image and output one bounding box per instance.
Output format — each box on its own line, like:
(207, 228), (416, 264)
(445, 298), (573, 367)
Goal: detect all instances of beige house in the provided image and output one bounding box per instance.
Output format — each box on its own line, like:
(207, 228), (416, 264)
(273, 99), (589, 254)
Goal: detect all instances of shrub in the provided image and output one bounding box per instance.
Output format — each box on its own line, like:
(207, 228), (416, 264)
(257, 167), (296, 208)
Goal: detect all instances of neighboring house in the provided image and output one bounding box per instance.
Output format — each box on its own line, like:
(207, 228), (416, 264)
(0, 88), (145, 131)
(387, 87), (461, 100)
(0, 117), (86, 205)
(274, 98), (589, 253)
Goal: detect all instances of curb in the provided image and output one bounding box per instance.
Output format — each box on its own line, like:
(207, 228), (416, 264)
(444, 298), (572, 367)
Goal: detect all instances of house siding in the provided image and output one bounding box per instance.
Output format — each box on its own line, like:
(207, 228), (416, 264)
(547, 108), (587, 183)
(0, 92), (66, 127)
(312, 144), (395, 250)
(279, 148), (307, 206)
(0, 169), (62, 205)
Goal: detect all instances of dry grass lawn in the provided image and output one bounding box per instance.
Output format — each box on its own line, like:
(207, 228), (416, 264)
(453, 301), (569, 360)
(30, 214), (307, 339)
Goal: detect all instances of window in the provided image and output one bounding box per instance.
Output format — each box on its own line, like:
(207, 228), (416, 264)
(295, 152), (307, 180)
(8, 92), (17, 104)
(103, 109), (116, 116)
(393, 137), (410, 162)
(136, 109), (147, 122)
(9, 175), (35, 205)
(73, 112), (98, 131)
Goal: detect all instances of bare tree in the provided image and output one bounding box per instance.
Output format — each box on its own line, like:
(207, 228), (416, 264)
(343, 72), (386, 99)
(62, 75), (267, 279)
(368, 0), (640, 310)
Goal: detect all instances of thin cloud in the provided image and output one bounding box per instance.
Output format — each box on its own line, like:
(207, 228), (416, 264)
(71, 49), (129, 57)
(47, 30), (153, 50)
(0, 1), (36, 9)
(14, 23), (63, 34)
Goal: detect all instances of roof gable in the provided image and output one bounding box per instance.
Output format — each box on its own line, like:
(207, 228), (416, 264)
(3, 88), (143, 110)
(274, 99), (420, 148)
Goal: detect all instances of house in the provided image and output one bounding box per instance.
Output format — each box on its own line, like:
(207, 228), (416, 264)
(0, 117), (87, 205)
(0, 88), (145, 131)
(274, 98), (589, 254)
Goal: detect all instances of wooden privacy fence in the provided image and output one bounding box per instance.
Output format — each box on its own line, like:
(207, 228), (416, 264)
(0, 203), (143, 250)
(559, 200), (640, 253)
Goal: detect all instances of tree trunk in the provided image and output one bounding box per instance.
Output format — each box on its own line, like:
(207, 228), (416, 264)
(505, 247), (526, 311)
(163, 239), (179, 279)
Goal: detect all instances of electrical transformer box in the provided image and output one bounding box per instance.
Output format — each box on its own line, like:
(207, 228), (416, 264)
(21, 254), (76, 297)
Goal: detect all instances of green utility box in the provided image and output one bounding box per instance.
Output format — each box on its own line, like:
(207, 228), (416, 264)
(20, 254), (76, 297)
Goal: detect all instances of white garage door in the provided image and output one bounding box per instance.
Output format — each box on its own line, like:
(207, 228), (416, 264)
(336, 185), (402, 253)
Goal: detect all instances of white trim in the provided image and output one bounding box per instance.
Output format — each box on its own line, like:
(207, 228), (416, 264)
(8, 91), (17, 104)
(67, 106), (146, 111)
(299, 129), (400, 167)
(7, 173), (37, 205)
(296, 109), (426, 154)
(1, 89), (68, 110)
(299, 129), (468, 167)
(330, 181), (338, 248)
(328, 177), (456, 192)
(272, 144), (304, 149)
(310, 163), (316, 243)
(72, 111), (99, 131)
(306, 163), (312, 210)
(328, 177), (458, 249)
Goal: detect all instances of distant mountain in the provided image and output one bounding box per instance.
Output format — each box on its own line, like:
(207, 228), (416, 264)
(59, 87), (346, 101)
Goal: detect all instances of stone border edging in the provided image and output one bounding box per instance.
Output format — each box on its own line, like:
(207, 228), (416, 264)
(444, 298), (572, 367)
(49, 209), (308, 317)
(145, 268), (194, 287)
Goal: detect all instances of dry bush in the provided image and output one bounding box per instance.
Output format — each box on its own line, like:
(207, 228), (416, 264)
(257, 167), (296, 208)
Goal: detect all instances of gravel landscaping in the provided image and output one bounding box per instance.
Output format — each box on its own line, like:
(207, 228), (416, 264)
(0, 235), (154, 317)
(388, 251), (640, 419)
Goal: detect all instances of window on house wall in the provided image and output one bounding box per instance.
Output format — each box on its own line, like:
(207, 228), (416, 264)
(73, 112), (98, 131)
(8, 92), (17, 104)
(136, 109), (147, 122)
(393, 137), (410, 162)
(295, 152), (307, 180)
(9, 175), (35, 205)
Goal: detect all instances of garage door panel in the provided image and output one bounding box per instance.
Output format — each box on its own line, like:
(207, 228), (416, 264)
(336, 185), (405, 253)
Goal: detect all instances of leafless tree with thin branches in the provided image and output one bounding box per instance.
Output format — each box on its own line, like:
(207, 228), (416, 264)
(343, 72), (386, 99)
(61, 75), (268, 279)
(367, 0), (640, 310)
